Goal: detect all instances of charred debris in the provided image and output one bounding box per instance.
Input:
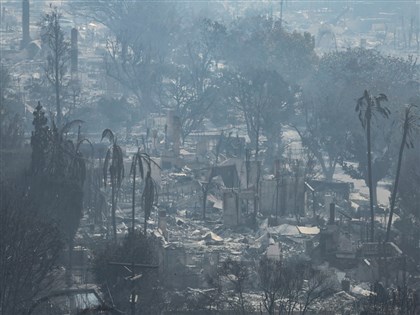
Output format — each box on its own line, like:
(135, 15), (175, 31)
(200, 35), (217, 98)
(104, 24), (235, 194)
(0, 1), (420, 314)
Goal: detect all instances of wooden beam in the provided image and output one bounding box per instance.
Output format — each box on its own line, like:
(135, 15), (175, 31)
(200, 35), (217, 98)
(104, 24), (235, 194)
(108, 261), (158, 269)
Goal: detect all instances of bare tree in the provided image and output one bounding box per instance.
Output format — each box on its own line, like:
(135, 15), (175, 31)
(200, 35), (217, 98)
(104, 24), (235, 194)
(218, 258), (251, 314)
(295, 83), (349, 181)
(0, 65), (24, 146)
(162, 67), (217, 143)
(0, 183), (62, 315)
(40, 7), (70, 127)
(299, 267), (333, 315)
(258, 257), (332, 315)
(360, 281), (416, 315)
(93, 0), (178, 114)
(225, 68), (292, 225)
(386, 104), (419, 241)
(0, 65), (25, 180)
(226, 68), (293, 161)
(161, 19), (225, 142)
(258, 257), (284, 315)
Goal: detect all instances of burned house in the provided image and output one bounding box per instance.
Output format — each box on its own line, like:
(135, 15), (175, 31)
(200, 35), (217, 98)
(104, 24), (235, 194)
(317, 203), (407, 286)
(260, 174), (306, 218)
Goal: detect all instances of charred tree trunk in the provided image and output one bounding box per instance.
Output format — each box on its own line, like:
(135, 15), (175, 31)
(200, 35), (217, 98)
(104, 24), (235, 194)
(111, 178), (117, 242)
(367, 118), (375, 242)
(253, 117), (260, 228)
(132, 167), (136, 234)
(386, 120), (409, 242)
(66, 237), (74, 287)
(144, 210), (147, 235)
(55, 48), (61, 126)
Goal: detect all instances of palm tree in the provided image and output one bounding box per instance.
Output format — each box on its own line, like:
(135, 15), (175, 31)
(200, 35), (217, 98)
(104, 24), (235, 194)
(30, 103), (88, 286)
(102, 129), (124, 242)
(356, 90), (390, 242)
(130, 149), (159, 235)
(63, 136), (90, 286)
(386, 104), (418, 242)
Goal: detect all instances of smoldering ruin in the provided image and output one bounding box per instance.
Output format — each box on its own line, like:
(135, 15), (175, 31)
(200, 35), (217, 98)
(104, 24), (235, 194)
(0, 1), (419, 314)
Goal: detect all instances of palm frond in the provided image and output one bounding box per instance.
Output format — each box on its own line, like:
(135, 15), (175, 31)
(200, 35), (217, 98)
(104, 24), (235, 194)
(130, 153), (144, 180)
(61, 119), (84, 137)
(75, 152), (86, 183)
(76, 138), (93, 155)
(142, 172), (155, 220)
(358, 110), (365, 128)
(101, 128), (114, 144)
(138, 154), (144, 180)
(112, 145), (124, 188)
(355, 96), (364, 112)
(103, 148), (111, 187)
(402, 104), (419, 149)
(375, 93), (388, 103)
(114, 144), (124, 160)
(141, 153), (161, 170)
(376, 106), (390, 118)
(357, 90), (389, 127)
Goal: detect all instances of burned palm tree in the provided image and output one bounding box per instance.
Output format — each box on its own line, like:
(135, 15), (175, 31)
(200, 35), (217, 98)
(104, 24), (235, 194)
(130, 149), (159, 234)
(356, 90), (390, 242)
(386, 104), (418, 242)
(56, 121), (87, 181)
(61, 135), (90, 286)
(56, 122), (89, 285)
(30, 103), (87, 286)
(102, 128), (124, 242)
